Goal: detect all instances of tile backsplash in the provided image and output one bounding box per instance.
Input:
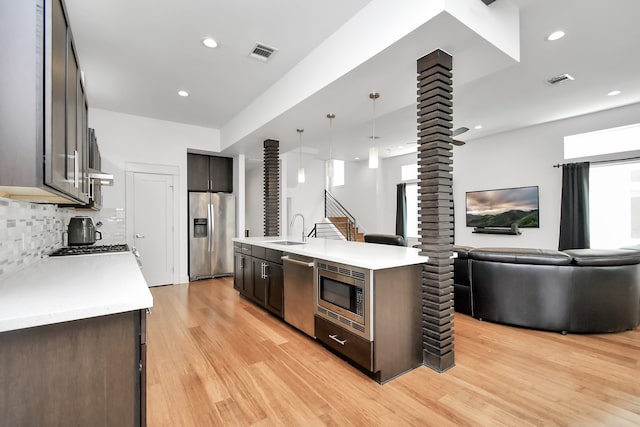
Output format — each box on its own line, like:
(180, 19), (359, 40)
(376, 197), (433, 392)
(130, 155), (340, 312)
(0, 197), (126, 280)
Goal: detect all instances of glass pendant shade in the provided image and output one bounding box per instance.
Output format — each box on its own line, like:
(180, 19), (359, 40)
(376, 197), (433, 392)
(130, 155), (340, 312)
(368, 92), (380, 169)
(369, 147), (379, 168)
(296, 128), (305, 184)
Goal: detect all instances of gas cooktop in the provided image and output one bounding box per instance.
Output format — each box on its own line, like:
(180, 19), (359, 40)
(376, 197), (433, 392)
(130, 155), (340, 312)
(50, 244), (130, 257)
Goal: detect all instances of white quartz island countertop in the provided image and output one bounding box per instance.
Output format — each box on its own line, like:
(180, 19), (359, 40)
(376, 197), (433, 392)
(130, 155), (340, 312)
(233, 237), (429, 270)
(0, 252), (153, 333)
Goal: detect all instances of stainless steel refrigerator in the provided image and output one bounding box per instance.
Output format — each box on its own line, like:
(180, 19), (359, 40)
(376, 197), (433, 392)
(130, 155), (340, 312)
(189, 192), (236, 280)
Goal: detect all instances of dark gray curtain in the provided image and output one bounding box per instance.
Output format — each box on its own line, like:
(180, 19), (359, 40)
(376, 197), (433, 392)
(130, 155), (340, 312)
(395, 183), (407, 242)
(558, 162), (590, 250)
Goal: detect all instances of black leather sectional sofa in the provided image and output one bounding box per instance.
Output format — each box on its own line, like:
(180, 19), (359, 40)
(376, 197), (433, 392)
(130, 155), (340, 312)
(453, 246), (640, 334)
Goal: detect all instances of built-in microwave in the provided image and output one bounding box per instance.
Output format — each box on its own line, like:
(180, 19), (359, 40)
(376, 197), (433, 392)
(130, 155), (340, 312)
(316, 261), (371, 340)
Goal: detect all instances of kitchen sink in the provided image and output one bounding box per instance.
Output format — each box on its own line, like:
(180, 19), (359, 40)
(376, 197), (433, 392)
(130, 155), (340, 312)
(270, 241), (306, 246)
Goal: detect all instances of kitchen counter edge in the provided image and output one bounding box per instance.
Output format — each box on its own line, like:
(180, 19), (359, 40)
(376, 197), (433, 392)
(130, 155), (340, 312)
(233, 237), (428, 270)
(0, 252), (153, 333)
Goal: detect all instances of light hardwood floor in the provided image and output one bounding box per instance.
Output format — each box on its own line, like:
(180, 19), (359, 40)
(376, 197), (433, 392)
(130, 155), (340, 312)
(147, 278), (640, 426)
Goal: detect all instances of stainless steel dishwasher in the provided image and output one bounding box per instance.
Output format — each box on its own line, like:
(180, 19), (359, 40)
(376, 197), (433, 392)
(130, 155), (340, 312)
(282, 254), (315, 337)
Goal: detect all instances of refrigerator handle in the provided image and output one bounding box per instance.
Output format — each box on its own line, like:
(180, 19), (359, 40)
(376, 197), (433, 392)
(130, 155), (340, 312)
(210, 202), (215, 252)
(208, 202), (214, 255)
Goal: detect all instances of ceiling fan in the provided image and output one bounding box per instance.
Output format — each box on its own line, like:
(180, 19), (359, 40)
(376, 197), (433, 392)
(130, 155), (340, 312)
(452, 127), (469, 146)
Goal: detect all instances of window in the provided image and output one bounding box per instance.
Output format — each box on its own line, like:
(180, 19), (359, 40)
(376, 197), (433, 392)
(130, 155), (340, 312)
(401, 164), (419, 238)
(401, 164), (418, 181)
(406, 182), (418, 238)
(565, 123), (640, 159)
(327, 160), (344, 187)
(565, 122), (640, 248)
(589, 161), (640, 248)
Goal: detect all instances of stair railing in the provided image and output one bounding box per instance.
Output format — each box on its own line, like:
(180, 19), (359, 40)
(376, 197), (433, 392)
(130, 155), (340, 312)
(307, 222), (346, 240)
(325, 190), (358, 241)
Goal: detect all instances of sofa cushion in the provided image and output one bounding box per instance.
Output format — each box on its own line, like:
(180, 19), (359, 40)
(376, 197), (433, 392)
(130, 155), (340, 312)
(364, 234), (405, 246)
(564, 248), (640, 266)
(469, 247), (572, 265)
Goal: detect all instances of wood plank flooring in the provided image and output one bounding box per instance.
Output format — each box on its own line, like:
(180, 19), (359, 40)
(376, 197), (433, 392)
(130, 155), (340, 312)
(147, 278), (640, 426)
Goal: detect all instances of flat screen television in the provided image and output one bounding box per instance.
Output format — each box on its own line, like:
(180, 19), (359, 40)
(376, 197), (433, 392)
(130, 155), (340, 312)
(466, 186), (539, 228)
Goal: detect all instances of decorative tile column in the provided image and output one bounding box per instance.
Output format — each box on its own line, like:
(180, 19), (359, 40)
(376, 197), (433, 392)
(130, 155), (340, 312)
(263, 139), (280, 237)
(416, 49), (455, 372)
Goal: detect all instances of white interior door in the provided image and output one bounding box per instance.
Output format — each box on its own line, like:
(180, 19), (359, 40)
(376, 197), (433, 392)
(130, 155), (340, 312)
(133, 172), (174, 286)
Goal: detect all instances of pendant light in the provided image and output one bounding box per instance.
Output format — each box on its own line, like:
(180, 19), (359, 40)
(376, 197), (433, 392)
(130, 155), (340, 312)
(326, 113), (335, 183)
(369, 92), (380, 169)
(297, 128), (305, 183)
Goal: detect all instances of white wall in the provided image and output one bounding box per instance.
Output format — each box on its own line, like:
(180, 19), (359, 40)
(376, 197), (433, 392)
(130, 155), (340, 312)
(244, 153), (326, 240)
(245, 163), (264, 237)
(321, 102), (640, 250)
(453, 102), (640, 249)
(89, 108), (221, 283)
(283, 152), (325, 240)
(330, 159), (385, 235)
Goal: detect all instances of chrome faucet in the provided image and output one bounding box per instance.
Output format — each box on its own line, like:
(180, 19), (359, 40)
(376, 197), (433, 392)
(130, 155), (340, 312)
(290, 213), (306, 242)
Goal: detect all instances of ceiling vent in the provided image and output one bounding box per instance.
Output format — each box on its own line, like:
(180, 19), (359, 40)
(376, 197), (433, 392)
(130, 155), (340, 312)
(546, 73), (575, 86)
(250, 43), (277, 62)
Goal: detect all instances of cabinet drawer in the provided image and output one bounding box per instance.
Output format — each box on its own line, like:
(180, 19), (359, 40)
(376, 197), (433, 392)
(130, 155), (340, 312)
(251, 245), (266, 259)
(240, 243), (252, 254)
(315, 315), (373, 371)
(266, 248), (283, 264)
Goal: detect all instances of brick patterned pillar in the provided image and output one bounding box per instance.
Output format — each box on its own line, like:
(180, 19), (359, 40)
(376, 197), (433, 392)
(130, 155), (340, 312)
(263, 139), (280, 237)
(416, 49), (455, 372)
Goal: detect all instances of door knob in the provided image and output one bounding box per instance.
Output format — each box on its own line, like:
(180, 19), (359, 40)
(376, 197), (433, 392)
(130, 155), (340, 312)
(135, 234), (145, 238)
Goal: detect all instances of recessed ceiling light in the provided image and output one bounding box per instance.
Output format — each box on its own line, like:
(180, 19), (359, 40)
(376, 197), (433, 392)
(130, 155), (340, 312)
(202, 38), (218, 48)
(397, 146), (403, 149)
(547, 30), (565, 41)
(178, 90), (189, 97)
(474, 125), (483, 130)
(607, 90), (621, 96)
(355, 157), (360, 160)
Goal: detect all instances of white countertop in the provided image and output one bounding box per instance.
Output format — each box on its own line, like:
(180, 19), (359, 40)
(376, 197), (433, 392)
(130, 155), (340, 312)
(233, 237), (428, 270)
(0, 252), (153, 333)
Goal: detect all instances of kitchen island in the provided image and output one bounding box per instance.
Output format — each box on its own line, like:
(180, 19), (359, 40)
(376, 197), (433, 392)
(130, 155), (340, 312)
(233, 237), (428, 383)
(0, 251), (152, 426)
(234, 236), (427, 270)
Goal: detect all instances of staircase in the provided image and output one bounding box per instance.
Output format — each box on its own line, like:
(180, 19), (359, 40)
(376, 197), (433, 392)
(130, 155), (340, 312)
(308, 191), (364, 242)
(327, 216), (365, 242)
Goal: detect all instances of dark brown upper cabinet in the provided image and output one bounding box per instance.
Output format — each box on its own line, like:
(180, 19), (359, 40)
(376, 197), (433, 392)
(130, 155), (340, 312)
(0, 0), (90, 204)
(187, 154), (233, 193)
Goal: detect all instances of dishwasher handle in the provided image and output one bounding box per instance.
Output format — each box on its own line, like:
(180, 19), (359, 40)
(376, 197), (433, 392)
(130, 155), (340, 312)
(281, 256), (314, 268)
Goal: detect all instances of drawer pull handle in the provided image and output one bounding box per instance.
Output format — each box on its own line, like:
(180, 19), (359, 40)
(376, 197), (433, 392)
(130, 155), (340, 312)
(329, 334), (346, 346)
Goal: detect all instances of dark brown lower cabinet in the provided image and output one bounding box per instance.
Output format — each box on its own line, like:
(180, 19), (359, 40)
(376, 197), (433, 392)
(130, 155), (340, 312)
(264, 261), (284, 317)
(233, 244), (283, 318)
(0, 310), (147, 426)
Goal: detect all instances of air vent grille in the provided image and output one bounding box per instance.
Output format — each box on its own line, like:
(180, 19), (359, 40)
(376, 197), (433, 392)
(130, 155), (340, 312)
(352, 323), (365, 333)
(250, 43), (277, 61)
(352, 271), (365, 280)
(546, 73), (575, 86)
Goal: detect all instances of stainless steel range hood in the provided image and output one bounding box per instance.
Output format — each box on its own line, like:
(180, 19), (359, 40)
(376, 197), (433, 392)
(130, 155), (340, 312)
(88, 168), (114, 186)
